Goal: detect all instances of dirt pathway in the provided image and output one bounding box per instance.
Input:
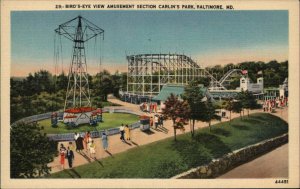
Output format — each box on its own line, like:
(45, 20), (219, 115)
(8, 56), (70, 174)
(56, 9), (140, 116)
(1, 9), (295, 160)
(106, 95), (144, 114)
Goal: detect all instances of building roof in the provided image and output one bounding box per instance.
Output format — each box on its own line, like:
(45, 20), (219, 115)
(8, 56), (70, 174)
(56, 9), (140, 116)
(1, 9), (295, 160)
(64, 107), (96, 113)
(153, 84), (208, 101)
(153, 85), (184, 101)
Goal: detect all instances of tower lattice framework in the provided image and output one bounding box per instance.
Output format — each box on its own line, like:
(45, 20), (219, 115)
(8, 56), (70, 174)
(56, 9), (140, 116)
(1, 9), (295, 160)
(55, 16), (104, 111)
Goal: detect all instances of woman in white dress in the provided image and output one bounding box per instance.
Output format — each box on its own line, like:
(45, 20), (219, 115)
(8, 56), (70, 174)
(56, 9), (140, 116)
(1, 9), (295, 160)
(89, 140), (96, 159)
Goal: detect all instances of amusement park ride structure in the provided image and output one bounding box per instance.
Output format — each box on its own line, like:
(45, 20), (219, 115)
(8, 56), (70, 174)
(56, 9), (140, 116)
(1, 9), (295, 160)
(54, 16), (104, 126)
(126, 53), (205, 96)
(125, 55), (264, 101)
(52, 16), (265, 126)
(208, 69), (264, 98)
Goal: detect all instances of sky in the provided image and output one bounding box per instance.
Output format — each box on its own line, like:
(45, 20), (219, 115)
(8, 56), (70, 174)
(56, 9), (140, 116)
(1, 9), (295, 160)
(11, 10), (288, 77)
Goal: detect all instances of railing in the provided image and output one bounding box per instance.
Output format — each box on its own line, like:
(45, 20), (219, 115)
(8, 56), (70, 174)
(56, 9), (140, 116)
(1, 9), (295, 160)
(12, 107), (142, 141)
(11, 112), (64, 126)
(12, 107), (141, 125)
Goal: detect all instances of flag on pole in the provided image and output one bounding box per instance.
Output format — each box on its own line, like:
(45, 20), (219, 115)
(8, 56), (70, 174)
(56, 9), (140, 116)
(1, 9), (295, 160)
(241, 70), (248, 75)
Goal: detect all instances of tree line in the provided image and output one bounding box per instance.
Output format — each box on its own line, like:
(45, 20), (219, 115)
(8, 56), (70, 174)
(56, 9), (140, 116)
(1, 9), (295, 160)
(10, 60), (287, 123)
(10, 70), (127, 123)
(205, 60), (288, 89)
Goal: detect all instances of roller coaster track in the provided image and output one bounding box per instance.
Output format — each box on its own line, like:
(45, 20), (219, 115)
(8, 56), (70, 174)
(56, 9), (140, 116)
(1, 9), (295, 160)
(208, 69), (241, 91)
(219, 69), (241, 86)
(206, 70), (227, 90)
(147, 64), (241, 92)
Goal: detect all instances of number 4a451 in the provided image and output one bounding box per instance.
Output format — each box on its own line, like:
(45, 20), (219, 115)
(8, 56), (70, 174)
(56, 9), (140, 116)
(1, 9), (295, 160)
(275, 179), (288, 184)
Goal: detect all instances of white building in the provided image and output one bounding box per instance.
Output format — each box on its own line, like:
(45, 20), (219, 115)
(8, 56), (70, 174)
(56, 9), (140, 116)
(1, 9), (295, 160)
(239, 77), (264, 93)
(279, 78), (288, 98)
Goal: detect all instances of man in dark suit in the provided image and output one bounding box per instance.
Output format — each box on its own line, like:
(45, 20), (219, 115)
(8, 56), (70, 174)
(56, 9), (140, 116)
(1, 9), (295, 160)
(66, 146), (74, 168)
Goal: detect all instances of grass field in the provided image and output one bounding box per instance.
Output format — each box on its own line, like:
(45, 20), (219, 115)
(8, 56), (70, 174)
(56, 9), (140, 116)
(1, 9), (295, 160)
(39, 113), (139, 134)
(49, 113), (288, 178)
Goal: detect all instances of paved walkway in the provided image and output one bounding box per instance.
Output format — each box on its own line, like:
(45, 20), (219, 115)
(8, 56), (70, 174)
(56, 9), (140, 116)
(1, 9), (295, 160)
(219, 144), (288, 178)
(106, 95), (144, 113)
(49, 98), (288, 175)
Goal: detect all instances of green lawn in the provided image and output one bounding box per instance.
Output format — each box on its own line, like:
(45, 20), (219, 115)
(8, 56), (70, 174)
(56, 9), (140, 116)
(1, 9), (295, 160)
(39, 113), (139, 134)
(49, 113), (288, 178)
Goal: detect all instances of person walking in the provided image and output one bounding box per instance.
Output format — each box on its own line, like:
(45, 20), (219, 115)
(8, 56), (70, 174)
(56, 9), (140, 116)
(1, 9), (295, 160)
(149, 103), (153, 113)
(158, 115), (160, 127)
(124, 125), (131, 141)
(154, 115), (159, 129)
(89, 140), (96, 159)
(150, 117), (153, 128)
(84, 131), (90, 152)
(120, 124), (125, 142)
(87, 135), (92, 155)
(74, 132), (80, 152)
(59, 144), (66, 170)
(68, 141), (75, 151)
(101, 132), (108, 151)
(159, 115), (164, 127)
(77, 134), (84, 152)
(66, 146), (74, 168)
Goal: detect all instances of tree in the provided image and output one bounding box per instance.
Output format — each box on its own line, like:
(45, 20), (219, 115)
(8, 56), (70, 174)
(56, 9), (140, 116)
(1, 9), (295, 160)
(120, 72), (128, 91)
(111, 72), (122, 98)
(93, 70), (112, 101)
(33, 70), (54, 94)
(23, 73), (36, 96)
(201, 99), (220, 132)
(162, 93), (190, 141)
(101, 76), (113, 101)
(237, 90), (246, 117)
(56, 72), (68, 91)
(10, 122), (58, 178)
(241, 90), (258, 117)
(194, 77), (210, 87)
(10, 78), (25, 98)
(232, 99), (243, 120)
(182, 81), (206, 137)
(223, 98), (234, 122)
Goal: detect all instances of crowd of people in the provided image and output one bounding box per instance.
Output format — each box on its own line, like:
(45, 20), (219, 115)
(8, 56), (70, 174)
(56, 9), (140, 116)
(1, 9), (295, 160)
(262, 97), (288, 112)
(149, 114), (164, 129)
(140, 102), (159, 113)
(59, 131), (109, 170)
(58, 124), (135, 170)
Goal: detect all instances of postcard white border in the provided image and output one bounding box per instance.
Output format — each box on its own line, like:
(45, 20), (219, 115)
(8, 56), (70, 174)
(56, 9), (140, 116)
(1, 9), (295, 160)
(1, 0), (299, 188)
